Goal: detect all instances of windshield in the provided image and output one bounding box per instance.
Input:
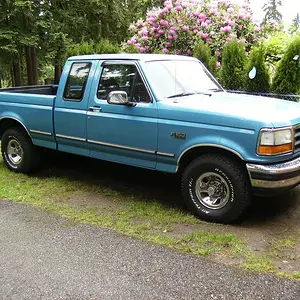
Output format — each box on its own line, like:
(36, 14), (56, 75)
(144, 60), (222, 99)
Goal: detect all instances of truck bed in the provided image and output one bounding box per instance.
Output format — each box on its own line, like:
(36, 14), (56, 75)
(0, 85), (58, 96)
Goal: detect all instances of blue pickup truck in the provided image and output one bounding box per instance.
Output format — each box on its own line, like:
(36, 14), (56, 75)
(0, 54), (299, 223)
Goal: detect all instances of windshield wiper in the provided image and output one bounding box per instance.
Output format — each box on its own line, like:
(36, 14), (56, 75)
(167, 91), (211, 98)
(207, 88), (223, 92)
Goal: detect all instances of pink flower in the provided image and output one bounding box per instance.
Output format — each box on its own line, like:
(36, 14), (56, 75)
(221, 25), (232, 33)
(199, 13), (206, 19)
(142, 36), (148, 41)
(173, 35), (178, 40)
(140, 47), (145, 52)
(182, 2), (189, 8)
(254, 26), (260, 32)
(206, 19), (212, 25)
(238, 24), (243, 30)
(160, 20), (169, 27)
(215, 50), (221, 56)
(194, 29), (199, 34)
(175, 5), (182, 11)
(162, 48), (168, 53)
(168, 35), (173, 40)
(201, 21), (207, 27)
(202, 32), (208, 39)
(166, 42), (171, 47)
(216, 61), (221, 68)
(210, 8), (217, 14)
(129, 24), (135, 30)
(227, 7), (234, 13)
(169, 29), (175, 35)
(228, 20), (235, 26)
(183, 25), (189, 31)
(187, 49), (192, 55)
(127, 40), (132, 45)
(178, 19), (183, 24)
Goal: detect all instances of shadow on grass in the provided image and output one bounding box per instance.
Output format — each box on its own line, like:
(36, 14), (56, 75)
(34, 150), (300, 226)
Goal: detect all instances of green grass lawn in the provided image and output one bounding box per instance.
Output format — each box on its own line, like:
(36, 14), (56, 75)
(0, 156), (299, 280)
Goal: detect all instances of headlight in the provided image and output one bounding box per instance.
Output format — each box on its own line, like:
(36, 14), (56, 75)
(258, 128), (293, 155)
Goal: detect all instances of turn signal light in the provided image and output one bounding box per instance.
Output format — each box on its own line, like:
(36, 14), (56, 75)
(258, 143), (293, 155)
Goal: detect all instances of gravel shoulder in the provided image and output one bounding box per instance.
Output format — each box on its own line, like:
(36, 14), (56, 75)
(1, 200), (300, 300)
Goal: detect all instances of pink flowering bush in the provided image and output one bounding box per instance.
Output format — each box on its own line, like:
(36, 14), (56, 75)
(123, 0), (261, 57)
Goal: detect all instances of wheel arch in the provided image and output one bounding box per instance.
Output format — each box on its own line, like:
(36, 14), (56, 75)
(0, 117), (31, 140)
(177, 144), (245, 173)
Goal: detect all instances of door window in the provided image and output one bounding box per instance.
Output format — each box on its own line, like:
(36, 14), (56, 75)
(64, 62), (91, 101)
(97, 64), (151, 103)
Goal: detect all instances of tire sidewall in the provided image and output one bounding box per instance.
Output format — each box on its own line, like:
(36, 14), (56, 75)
(183, 159), (243, 221)
(2, 131), (27, 172)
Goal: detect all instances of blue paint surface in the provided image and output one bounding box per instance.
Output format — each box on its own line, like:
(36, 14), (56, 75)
(0, 53), (299, 174)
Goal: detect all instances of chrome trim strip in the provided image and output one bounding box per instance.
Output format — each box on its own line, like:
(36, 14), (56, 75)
(156, 151), (175, 158)
(250, 175), (300, 189)
(176, 144), (244, 172)
(0, 116), (31, 139)
(30, 129), (52, 136)
(87, 139), (155, 154)
(56, 134), (86, 142)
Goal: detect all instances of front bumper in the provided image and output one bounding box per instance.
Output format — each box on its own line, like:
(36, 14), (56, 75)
(247, 156), (300, 191)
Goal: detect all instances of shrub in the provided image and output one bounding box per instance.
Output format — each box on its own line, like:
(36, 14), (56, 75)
(67, 39), (120, 57)
(193, 41), (218, 76)
(272, 35), (300, 94)
(219, 39), (248, 90)
(123, 0), (261, 56)
(245, 45), (270, 92)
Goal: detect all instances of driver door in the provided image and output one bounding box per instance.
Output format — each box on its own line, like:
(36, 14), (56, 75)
(87, 61), (158, 169)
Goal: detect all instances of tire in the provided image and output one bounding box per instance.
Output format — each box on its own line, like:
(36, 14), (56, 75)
(181, 154), (251, 224)
(1, 127), (39, 173)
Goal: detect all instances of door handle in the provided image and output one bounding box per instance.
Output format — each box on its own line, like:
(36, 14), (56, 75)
(89, 106), (102, 112)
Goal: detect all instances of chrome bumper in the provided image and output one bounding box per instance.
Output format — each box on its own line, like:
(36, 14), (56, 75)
(247, 156), (300, 189)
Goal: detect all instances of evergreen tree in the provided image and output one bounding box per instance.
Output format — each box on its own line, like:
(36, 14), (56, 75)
(289, 13), (300, 35)
(272, 36), (300, 94)
(245, 45), (270, 93)
(262, 0), (282, 24)
(219, 40), (248, 91)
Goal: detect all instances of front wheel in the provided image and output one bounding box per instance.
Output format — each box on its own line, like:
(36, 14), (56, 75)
(1, 127), (39, 173)
(181, 154), (251, 223)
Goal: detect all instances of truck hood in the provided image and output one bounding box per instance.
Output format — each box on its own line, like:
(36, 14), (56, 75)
(158, 92), (300, 129)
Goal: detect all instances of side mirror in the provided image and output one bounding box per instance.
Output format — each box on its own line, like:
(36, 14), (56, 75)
(107, 91), (136, 106)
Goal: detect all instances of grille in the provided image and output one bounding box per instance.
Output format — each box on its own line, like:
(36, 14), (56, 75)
(295, 124), (300, 153)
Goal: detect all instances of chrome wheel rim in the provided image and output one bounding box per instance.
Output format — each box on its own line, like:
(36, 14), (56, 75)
(7, 139), (24, 165)
(195, 172), (230, 210)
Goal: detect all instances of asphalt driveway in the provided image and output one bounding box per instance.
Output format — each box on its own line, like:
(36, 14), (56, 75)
(0, 200), (299, 300)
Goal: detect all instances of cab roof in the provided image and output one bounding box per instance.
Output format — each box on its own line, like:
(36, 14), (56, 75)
(68, 53), (198, 62)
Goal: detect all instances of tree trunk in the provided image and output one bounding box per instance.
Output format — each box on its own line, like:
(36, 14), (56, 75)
(11, 66), (15, 87)
(31, 47), (38, 85)
(26, 46), (34, 85)
(54, 60), (62, 84)
(13, 58), (22, 86)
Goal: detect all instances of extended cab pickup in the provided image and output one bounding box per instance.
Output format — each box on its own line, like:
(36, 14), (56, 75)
(0, 54), (299, 223)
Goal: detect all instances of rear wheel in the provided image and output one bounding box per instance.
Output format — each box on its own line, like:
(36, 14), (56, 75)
(181, 154), (251, 223)
(1, 127), (39, 173)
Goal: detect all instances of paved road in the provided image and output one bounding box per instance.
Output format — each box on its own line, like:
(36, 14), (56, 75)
(0, 201), (299, 300)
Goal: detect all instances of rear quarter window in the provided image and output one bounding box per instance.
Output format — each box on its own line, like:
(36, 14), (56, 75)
(64, 62), (91, 101)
